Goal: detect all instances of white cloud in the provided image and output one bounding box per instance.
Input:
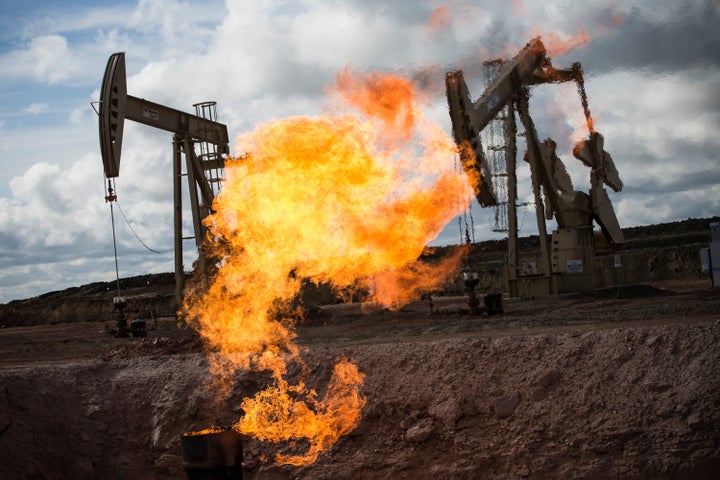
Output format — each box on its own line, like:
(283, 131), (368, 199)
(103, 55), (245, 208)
(28, 34), (75, 84)
(4, 156), (103, 245)
(128, 0), (223, 50)
(23, 102), (50, 114)
(290, 5), (408, 68)
(69, 107), (85, 124)
(20, 5), (133, 39)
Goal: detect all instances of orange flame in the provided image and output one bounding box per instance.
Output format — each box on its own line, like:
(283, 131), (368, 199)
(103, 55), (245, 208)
(332, 67), (418, 145)
(236, 357), (365, 466)
(511, 0), (527, 14)
(537, 28), (591, 57)
(182, 68), (471, 465)
(425, 4), (453, 34)
(528, 5), (626, 59)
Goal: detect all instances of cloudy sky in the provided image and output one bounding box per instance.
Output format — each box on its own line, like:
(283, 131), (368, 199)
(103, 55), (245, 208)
(0, 0), (718, 303)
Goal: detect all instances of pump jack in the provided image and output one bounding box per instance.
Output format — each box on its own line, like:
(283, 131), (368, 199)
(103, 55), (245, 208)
(98, 52), (230, 304)
(446, 38), (625, 297)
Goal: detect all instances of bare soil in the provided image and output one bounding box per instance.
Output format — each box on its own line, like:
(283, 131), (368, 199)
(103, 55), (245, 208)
(1, 278), (719, 479)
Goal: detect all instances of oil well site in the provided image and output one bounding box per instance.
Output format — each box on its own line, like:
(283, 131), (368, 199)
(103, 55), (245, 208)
(1, 37), (719, 480)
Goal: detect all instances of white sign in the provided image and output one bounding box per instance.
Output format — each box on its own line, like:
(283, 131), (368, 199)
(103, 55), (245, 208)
(143, 107), (159, 120)
(566, 259), (583, 273)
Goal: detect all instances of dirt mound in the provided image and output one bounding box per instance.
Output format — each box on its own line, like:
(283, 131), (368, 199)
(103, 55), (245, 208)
(0, 273), (177, 328)
(1, 319), (718, 479)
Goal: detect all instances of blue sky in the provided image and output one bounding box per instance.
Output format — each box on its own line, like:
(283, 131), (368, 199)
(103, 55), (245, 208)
(0, 0), (718, 303)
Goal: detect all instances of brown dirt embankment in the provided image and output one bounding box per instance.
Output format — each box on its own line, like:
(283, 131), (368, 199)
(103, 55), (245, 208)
(0, 280), (718, 479)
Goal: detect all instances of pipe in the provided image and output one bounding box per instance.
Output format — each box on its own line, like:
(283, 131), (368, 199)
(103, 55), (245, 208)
(180, 428), (243, 480)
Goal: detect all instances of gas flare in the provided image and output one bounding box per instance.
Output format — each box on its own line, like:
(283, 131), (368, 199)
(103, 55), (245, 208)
(538, 29), (591, 57)
(425, 4), (453, 34)
(182, 68), (472, 465)
(236, 357), (365, 466)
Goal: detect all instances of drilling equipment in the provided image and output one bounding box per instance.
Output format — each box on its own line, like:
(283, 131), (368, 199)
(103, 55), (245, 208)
(447, 38), (625, 297)
(97, 52), (230, 304)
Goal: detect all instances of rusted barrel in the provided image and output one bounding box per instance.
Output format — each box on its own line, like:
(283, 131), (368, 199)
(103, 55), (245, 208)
(180, 428), (243, 480)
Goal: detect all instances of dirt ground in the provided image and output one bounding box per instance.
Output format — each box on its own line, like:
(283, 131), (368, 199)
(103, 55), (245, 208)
(1, 279), (719, 479)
